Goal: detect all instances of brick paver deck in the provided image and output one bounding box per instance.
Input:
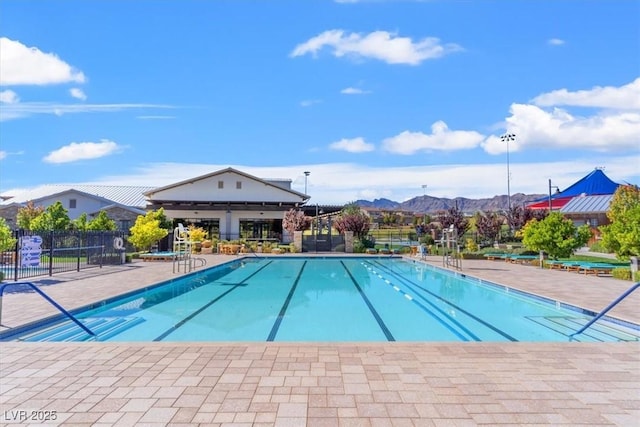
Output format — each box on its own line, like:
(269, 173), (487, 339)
(1, 254), (638, 426)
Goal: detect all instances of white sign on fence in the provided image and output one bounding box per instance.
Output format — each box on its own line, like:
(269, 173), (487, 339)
(20, 235), (43, 268)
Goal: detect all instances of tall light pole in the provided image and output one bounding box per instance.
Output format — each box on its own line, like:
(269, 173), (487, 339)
(304, 171), (310, 195)
(500, 133), (516, 210)
(421, 184), (428, 226)
(548, 179), (560, 212)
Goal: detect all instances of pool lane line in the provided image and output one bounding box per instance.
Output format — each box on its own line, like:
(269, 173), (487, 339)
(369, 260), (518, 342)
(153, 260), (274, 341)
(267, 261), (308, 341)
(363, 261), (472, 341)
(340, 261), (395, 341)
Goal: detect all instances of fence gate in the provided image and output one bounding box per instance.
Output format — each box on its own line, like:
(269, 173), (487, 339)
(302, 232), (345, 253)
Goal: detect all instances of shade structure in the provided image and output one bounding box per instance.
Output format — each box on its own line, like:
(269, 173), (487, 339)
(526, 169), (621, 211)
(527, 196), (573, 211)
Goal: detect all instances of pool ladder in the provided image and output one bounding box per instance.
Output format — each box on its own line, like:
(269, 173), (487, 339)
(0, 282), (97, 340)
(570, 281), (640, 338)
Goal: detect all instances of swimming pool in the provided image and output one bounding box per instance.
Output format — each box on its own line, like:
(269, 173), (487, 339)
(2, 257), (638, 342)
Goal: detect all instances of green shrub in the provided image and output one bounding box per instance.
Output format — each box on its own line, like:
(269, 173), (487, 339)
(420, 235), (435, 245)
(353, 241), (367, 253)
(465, 238), (479, 253)
(460, 253), (485, 260)
(0, 271), (4, 282)
(589, 241), (609, 253)
(612, 268), (632, 281)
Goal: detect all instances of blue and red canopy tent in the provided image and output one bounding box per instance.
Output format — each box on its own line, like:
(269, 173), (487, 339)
(527, 169), (620, 210)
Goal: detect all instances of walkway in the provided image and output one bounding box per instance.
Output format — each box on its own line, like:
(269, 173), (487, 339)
(1, 254), (638, 426)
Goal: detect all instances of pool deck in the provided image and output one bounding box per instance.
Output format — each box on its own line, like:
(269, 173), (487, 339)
(1, 254), (638, 426)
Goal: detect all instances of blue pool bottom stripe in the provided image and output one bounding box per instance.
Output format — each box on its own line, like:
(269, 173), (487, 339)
(341, 261), (395, 341)
(153, 261), (274, 341)
(370, 260), (517, 342)
(267, 261), (307, 341)
(366, 261), (473, 341)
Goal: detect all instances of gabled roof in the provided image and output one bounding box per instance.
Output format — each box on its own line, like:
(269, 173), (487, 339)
(0, 184), (155, 208)
(144, 167), (309, 200)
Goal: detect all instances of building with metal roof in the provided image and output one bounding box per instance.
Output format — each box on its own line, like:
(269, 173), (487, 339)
(560, 194), (614, 228)
(0, 185), (155, 230)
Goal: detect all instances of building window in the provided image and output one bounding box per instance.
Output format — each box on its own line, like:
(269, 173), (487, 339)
(119, 220), (131, 231)
(69, 199), (77, 209)
(218, 180), (224, 189)
(236, 181), (242, 189)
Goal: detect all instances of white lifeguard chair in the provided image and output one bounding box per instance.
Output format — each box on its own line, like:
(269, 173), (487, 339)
(173, 223), (192, 273)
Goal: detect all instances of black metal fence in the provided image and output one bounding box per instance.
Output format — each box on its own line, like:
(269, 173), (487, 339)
(0, 230), (128, 282)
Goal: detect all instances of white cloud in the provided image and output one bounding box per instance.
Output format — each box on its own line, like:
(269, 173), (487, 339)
(43, 140), (122, 164)
(0, 37), (86, 86)
(300, 99), (322, 107)
(383, 121), (486, 154)
(481, 78), (640, 155)
(83, 159), (639, 205)
(482, 104), (640, 154)
(0, 90), (19, 104)
(531, 78), (640, 110)
(70, 88), (87, 101)
(548, 38), (565, 46)
(0, 102), (174, 121)
(329, 137), (375, 153)
(341, 87), (371, 95)
(0, 151), (6, 160)
(291, 30), (462, 65)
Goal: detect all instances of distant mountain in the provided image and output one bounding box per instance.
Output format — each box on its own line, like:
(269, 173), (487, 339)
(352, 198), (399, 209)
(355, 193), (545, 213)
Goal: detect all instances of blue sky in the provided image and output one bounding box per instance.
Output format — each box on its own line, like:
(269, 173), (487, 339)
(1, 0), (638, 205)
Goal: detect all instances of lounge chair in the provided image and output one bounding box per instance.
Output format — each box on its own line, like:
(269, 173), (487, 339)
(507, 255), (538, 264)
(483, 253), (509, 261)
(577, 262), (616, 276)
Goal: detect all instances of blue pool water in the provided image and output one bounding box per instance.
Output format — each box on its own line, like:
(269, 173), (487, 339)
(2, 257), (638, 342)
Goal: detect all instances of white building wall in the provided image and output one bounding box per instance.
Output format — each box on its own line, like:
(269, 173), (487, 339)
(36, 194), (109, 220)
(150, 171), (301, 203)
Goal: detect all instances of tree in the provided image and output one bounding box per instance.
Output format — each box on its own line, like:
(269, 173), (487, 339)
(0, 218), (17, 252)
(30, 201), (71, 231)
(16, 201), (44, 230)
(506, 205), (548, 234)
(282, 209), (312, 235)
(128, 210), (169, 251)
(87, 211), (117, 231)
(599, 185), (640, 259)
(333, 203), (370, 239)
(148, 207), (173, 230)
(436, 206), (469, 241)
(474, 211), (503, 243)
(522, 212), (591, 259)
(72, 213), (90, 231)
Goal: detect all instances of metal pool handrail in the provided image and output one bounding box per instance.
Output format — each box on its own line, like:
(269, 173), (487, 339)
(569, 282), (640, 338)
(0, 281), (97, 339)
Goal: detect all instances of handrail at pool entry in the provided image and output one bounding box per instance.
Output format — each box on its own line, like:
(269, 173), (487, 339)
(0, 281), (97, 339)
(569, 282), (640, 339)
